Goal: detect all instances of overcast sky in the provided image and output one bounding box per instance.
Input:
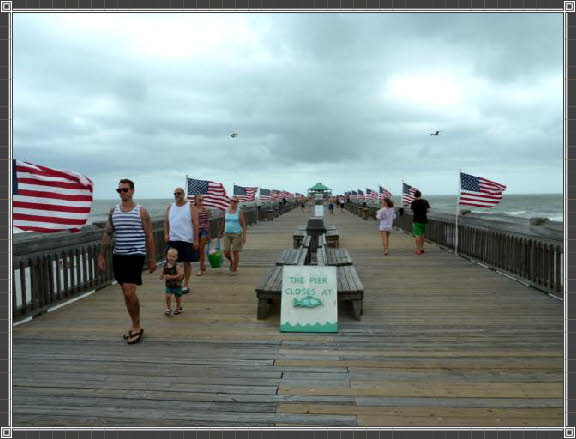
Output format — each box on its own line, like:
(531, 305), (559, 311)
(14, 13), (562, 199)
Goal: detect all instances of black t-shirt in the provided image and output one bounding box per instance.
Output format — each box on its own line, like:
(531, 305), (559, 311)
(411, 198), (430, 224)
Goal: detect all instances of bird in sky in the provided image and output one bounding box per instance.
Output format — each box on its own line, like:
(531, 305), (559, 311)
(230, 132), (238, 138)
(430, 131), (441, 136)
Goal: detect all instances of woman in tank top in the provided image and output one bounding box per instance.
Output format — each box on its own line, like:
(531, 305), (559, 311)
(218, 195), (247, 275)
(192, 194), (211, 276)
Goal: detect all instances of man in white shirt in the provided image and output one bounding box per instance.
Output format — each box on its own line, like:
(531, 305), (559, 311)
(163, 188), (199, 295)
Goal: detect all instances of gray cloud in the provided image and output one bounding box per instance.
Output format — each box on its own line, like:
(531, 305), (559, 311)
(14, 13), (562, 197)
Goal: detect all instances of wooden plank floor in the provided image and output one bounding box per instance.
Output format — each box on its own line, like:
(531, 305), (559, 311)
(12, 206), (563, 427)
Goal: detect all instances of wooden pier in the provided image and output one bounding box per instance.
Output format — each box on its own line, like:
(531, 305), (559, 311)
(12, 206), (563, 427)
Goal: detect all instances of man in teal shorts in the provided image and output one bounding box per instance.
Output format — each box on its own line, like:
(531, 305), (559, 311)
(410, 190), (430, 255)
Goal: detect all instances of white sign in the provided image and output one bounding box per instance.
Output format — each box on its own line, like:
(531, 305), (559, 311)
(280, 266), (338, 333)
(315, 205), (324, 216)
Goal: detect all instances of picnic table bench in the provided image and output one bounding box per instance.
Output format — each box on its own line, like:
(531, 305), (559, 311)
(316, 246), (352, 266)
(293, 232), (311, 249)
(255, 265), (364, 320)
(276, 247), (308, 266)
(325, 229), (340, 248)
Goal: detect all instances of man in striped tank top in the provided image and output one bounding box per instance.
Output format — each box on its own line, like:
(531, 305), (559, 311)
(98, 179), (157, 345)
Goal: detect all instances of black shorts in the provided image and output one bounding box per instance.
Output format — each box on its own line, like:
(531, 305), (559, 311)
(113, 254), (146, 286)
(166, 240), (198, 262)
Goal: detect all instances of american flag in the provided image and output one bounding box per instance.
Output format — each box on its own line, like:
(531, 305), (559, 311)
(271, 190), (280, 201)
(357, 190), (364, 201)
(379, 185), (392, 200)
(13, 160), (94, 233)
(366, 189), (379, 200)
(402, 183), (417, 206)
(233, 185), (257, 203)
(350, 190), (357, 200)
(459, 172), (507, 208)
(259, 188), (272, 203)
(187, 178), (230, 210)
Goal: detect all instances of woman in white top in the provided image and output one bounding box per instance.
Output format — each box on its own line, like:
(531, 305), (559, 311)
(376, 197), (396, 255)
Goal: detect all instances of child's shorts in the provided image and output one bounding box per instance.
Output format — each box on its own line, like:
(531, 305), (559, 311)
(165, 286), (183, 297)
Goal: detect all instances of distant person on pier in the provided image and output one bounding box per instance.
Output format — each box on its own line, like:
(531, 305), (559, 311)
(218, 195), (247, 275)
(339, 196), (345, 212)
(410, 190), (430, 255)
(164, 188), (199, 293)
(160, 247), (184, 316)
(192, 194), (210, 276)
(328, 198), (334, 215)
(98, 178), (156, 345)
(376, 197), (396, 256)
(301, 198), (305, 213)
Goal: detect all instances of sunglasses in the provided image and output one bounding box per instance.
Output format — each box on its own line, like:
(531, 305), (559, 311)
(116, 188), (130, 193)
(232, 200), (239, 203)
(174, 192), (183, 195)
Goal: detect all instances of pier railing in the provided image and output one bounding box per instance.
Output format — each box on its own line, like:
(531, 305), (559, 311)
(12, 202), (295, 321)
(345, 202), (563, 297)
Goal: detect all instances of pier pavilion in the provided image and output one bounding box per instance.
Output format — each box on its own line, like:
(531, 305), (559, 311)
(308, 182), (332, 198)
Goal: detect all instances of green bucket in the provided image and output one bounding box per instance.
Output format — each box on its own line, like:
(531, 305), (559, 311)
(207, 239), (223, 269)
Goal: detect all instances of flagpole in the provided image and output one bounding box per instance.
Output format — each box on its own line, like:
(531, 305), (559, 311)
(185, 174), (188, 201)
(455, 169), (461, 255)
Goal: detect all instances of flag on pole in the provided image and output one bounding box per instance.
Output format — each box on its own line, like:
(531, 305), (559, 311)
(402, 183), (417, 206)
(187, 178), (230, 210)
(366, 188), (379, 200)
(233, 185), (257, 202)
(13, 160), (94, 233)
(459, 172), (507, 208)
(357, 190), (364, 201)
(379, 185), (392, 200)
(259, 188), (272, 203)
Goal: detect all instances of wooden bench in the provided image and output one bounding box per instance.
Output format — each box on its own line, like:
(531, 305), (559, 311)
(293, 232), (311, 249)
(276, 247), (308, 266)
(255, 265), (364, 320)
(319, 248), (352, 266)
(325, 229), (340, 248)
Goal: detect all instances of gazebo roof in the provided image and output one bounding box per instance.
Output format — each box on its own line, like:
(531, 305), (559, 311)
(309, 182), (331, 191)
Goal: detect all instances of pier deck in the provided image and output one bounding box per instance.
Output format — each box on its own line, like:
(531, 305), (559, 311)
(12, 207), (563, 427)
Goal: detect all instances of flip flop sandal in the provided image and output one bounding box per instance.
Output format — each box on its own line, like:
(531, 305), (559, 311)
(164, 310), (172, 316)
(182, 288), (189, 294)
(127, 329), (144, 345)
(123, 328), (144, 340)
(173, 308), (182, 315)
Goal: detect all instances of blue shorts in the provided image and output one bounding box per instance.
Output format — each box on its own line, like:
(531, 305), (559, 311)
(165, 286), (183, 297)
